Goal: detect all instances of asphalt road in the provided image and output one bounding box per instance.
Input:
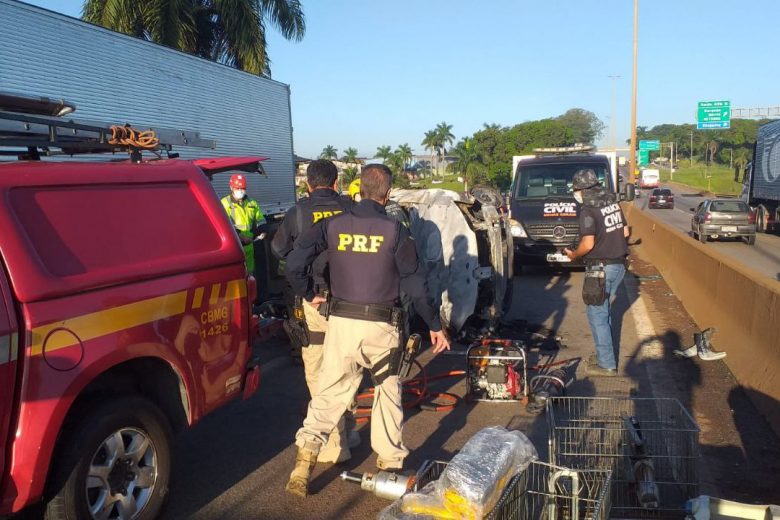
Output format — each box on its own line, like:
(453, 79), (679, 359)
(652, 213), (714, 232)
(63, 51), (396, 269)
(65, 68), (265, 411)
(154, 263), (779, 519)
(634, 184), (780, 281)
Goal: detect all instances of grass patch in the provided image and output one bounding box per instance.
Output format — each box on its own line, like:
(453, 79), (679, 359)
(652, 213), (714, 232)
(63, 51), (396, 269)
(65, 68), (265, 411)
(414, 176), (465, 192)
(658, 161), (742, 196)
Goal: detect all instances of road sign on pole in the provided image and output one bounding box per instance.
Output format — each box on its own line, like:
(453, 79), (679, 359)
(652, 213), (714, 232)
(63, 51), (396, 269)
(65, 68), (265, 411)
(637, 150), (649, 165)
(697, 100), (731, 129)
(639, 140), (660, 151)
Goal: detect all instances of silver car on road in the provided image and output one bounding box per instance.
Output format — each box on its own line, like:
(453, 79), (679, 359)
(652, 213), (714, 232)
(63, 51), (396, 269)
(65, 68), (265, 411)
(691, 199), (756, 245)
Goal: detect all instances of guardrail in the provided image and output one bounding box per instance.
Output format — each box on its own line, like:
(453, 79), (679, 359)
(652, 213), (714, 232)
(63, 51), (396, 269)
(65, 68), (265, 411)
(623, 204), (780, 437)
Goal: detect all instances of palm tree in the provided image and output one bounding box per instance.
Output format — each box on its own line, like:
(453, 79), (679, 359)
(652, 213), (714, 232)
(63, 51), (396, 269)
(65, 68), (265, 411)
(320, 145), (337, 159)
(396, 143), (413, 170)
(707, 140), (719, 165)
(375, 145), (392, 163)
(733, 148), (750, 182)
(435, 122), (455, 175)
(81, 0), (306, 76)
(342, 147), (358, 165)
(452, 138), (478, 191)
(421, 130), (438, 177)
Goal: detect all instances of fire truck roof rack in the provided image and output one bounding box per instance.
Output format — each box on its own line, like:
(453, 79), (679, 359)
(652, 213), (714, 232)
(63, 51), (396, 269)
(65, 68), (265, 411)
(0, 91), (216, 161)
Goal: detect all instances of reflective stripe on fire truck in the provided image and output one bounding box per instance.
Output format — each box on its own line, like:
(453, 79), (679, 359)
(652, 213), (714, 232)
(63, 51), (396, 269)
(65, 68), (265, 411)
(29, 280), (247, 357)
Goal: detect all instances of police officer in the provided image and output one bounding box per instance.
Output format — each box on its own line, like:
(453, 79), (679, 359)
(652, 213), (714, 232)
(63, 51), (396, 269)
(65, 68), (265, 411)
(284, 164), (449, 497)
(563, 169), (630, 377)
(222, 174), (266, 275)
(348, 177), (410, 228)
(271, 159), (355, 464)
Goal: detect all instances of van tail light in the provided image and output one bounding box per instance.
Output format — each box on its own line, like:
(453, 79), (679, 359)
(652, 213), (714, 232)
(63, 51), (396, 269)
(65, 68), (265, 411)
(650, 196), (657, 201)
(669, 195), (674, 201)
(748, 210), (756, 224)
(242, 357), (261, 400)
(703, 212), (712, 223)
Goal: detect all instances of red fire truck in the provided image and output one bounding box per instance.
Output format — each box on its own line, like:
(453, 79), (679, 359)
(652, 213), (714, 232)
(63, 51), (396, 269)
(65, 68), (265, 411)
(0, 94), (264, 519)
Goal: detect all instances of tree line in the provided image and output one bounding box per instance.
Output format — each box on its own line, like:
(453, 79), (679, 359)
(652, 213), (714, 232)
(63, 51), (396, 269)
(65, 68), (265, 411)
(635, 119), (773, 176)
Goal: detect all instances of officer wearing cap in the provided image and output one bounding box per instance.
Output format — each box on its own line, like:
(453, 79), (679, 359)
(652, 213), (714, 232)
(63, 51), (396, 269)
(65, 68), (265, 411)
(271, 159), (355, 464)
(221, 174), (266, 275)
(563, 168), (630, 377)
(284, 164), (449, 497)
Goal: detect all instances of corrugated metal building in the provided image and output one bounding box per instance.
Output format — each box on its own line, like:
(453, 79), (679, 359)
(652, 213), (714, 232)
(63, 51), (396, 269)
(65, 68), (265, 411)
(0, 0), (296, 214)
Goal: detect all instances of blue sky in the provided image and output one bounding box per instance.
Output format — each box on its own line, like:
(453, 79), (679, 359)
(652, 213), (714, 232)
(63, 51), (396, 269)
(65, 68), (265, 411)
(23, 1), (780, 158)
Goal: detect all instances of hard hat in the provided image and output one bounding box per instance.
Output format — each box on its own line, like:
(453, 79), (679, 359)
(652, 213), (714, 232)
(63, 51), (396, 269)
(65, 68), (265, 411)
(571, 169), (600, 190)
(230, 174), (247, 190)
(348, 179), (361, 200)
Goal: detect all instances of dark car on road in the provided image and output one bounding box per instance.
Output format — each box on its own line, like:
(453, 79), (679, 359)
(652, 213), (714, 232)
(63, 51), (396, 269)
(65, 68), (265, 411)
(691, 198), (756, 245)
(648, 188), (674, 209)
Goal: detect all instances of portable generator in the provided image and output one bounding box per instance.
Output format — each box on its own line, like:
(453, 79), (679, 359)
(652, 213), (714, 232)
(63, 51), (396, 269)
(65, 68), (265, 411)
(466, 339), (528, 402)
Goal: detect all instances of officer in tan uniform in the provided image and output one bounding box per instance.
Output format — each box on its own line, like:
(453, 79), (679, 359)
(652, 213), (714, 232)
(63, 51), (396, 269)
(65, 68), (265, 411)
(272, 159), (355, 463)
(284, 164), (449, 497)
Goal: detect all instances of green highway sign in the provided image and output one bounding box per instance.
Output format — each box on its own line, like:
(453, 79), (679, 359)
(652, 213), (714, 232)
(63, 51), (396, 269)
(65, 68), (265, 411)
(637, 150), (649, 165)
(697, 100), (730, 129)
(639, 140), (660, 151)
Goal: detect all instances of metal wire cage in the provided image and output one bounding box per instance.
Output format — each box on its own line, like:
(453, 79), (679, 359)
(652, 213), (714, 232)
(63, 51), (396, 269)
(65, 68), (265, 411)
(384, 460), (610, 520)
(547, 397), (700, 518)
(525, 461), (612, 520)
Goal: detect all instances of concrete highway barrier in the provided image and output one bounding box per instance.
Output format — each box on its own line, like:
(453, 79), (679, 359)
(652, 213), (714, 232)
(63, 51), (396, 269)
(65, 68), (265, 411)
(623, 204), (780, 436)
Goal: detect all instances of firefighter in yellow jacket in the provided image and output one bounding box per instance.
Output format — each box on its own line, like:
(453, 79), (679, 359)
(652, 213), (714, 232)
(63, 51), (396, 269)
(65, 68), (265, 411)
(222, 173), (266, 275)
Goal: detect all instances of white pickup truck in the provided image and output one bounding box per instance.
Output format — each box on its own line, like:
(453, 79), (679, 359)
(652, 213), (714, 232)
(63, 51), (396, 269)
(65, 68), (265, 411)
(639, 168), (660, 189)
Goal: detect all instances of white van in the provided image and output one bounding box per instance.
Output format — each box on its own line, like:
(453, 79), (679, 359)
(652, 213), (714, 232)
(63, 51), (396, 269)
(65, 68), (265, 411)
(639, 168), (660, 189)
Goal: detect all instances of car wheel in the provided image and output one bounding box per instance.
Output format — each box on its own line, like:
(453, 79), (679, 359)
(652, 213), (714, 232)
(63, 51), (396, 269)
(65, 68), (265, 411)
(745, 235), (756, 246)
(45, 396), (173, 520)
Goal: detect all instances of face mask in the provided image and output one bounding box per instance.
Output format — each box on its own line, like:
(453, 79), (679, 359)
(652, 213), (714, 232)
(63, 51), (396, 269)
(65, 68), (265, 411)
(573, 191), (583, 204)
(232, 189), (246, 200)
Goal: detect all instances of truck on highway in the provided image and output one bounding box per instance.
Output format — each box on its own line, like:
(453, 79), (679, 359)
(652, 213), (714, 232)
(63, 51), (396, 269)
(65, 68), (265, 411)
(508, 146), (634, 268)
(742, 119), (780, 233)
(0, 0), (297, 300)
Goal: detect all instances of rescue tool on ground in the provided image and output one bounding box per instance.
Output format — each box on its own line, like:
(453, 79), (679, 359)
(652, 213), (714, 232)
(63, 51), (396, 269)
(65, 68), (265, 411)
(340, 470), (416, 500)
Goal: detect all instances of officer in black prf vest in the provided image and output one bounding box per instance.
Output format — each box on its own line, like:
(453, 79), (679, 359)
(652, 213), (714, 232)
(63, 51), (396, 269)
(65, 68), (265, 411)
(272, 159), (355, 464)
(284, 164), (449, 497)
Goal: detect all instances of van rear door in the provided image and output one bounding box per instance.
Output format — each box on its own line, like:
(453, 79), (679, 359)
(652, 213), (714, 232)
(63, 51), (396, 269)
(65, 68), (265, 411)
(0, 266), (19, 479)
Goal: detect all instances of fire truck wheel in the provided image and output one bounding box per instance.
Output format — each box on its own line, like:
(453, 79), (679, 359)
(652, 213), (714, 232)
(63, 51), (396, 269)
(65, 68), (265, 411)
(44, 396), (173, 520)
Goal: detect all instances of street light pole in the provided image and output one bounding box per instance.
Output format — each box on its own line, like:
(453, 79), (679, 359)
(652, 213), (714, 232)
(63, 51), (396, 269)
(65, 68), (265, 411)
(628, 0), (639, 183)
(608, 75), (621, 149)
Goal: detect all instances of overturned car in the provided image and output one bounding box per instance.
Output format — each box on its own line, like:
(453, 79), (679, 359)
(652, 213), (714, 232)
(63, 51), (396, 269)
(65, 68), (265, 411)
(275, 187), (515, 356)
(390, 187), (514, 333)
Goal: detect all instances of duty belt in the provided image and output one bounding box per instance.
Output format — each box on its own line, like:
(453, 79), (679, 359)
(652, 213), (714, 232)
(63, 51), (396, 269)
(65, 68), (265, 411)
(585, 257), (626, 266)
(330, 299), (400, 324)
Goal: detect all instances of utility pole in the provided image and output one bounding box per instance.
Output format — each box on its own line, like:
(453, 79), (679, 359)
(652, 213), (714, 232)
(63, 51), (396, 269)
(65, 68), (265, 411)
(628, 0), (639, 183)
(690, 131), (694, 166)
(608, 75), (621, 149)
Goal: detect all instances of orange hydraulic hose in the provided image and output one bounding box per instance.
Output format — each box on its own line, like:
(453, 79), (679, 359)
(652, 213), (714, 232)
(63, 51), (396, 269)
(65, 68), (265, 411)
(353, 361), (464, 424)
(109, 125), (159, 149)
